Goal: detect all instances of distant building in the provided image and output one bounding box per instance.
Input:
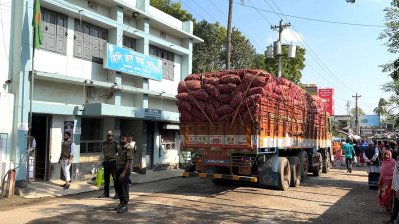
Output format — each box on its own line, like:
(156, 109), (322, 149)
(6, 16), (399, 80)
(0, 0), (202, 185)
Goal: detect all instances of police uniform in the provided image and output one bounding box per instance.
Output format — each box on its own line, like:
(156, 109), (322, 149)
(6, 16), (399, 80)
(99, 138), (119, 198)
(115, 142), (133, 212)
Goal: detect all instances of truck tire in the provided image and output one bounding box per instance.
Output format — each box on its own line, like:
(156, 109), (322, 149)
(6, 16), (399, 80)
(322, 151), (331, 173)
(277, 157), (291, 191)
(297, 151), (309, 181)
(313, 152), (322, 176)
(287, 156), (301, 187)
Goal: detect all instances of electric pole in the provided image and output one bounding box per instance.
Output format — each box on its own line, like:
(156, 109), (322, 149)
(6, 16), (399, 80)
(271, 19), (290, 77)
(352, 93), (362, 135)
(226, 0), (233, 70)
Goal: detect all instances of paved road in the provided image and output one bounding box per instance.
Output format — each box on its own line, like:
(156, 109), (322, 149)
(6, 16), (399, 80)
(0, 166), (389, 223)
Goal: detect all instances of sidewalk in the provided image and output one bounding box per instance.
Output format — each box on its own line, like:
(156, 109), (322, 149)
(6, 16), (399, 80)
(16, 169), (183, 199)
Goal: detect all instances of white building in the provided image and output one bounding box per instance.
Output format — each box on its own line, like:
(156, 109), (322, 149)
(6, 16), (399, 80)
(0, 0), (202, 185)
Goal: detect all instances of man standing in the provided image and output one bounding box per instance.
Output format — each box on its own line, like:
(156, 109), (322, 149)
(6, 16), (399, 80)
(99, 131), (119, 199)
(58, 132), (75, 189)
(342, 140), (356, 173)
(115, 134), (134, 213)
(27, 136), (36, 180)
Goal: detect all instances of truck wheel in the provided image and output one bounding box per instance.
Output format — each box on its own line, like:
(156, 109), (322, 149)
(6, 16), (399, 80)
(313, 152), (322, 176)
(297, 151), (309, 181)
(277, 157), (291, 191)
(288, 156), (301, 187)
(322, 151), (331, 173)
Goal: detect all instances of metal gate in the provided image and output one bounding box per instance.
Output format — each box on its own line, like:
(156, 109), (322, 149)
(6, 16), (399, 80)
(0, 134), (7, 185)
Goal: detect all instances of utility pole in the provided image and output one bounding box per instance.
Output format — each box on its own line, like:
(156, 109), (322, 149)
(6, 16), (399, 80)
(226, 0), (233, 70)
(352, 93), (362, 135)
(271, 19), (290, 77)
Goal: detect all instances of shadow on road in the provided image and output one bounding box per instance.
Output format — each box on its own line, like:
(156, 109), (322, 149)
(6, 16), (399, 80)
(26, 167), (388, 224)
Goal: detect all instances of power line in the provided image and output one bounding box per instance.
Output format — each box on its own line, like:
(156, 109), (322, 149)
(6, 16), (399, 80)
(263, 0), (356, 95)
(232, 0), (386, 28)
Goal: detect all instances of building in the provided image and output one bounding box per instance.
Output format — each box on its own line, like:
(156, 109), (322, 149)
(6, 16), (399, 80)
(0, 0), (202, 186)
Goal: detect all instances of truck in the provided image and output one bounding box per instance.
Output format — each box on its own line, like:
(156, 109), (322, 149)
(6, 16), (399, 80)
(176, 69), (332, 190)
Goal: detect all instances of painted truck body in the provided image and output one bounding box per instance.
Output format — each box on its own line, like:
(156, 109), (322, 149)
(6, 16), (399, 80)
(178, 69), (332, 190)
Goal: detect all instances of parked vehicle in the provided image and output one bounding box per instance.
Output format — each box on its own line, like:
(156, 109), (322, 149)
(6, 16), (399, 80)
(177, 69), (332, 190)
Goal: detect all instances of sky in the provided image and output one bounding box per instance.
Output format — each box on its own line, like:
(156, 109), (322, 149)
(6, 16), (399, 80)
(177, 0), (396, 115)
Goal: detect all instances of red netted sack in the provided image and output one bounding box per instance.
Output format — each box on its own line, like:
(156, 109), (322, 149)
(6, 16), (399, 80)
(276, 78), (292, 87)
(176, 101), (192, 112)
(219, 94), (232, 104)
(244, 94), (262, 108)
(218, 113), (233, 122)
(204, 76), (219, 85)
(207, 104), (218, 120)
(178, 81), (188, 93)
(190, 89), (209, 101)
(180, 112), (192, 123)
(176, 92), (191, 101)
(215, 104), (233, 116)
(218, 83), (237, 94)
(248, 87), (266, 96)
(193, 100), (207, 111)
(230, 91), (244, 108)
(192, 109), (207, 121)
(209, 100), (221, 109)
(185, 80), (202, 90)
(219, 74), (241, 85)
(242, 73), (268, 87)
(204, 84), (219, 97)
(185, 74), (201, 81)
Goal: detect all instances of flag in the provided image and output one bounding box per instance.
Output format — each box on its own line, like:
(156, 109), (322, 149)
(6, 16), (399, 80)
(32, 0), (42, 49)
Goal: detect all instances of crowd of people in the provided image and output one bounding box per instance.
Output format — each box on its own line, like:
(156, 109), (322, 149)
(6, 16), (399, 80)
(332, 139), (399, 223)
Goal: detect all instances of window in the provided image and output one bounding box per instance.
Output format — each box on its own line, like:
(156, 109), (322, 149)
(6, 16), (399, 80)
(80, 118), (103, 153)
(41, 8), (67, 54)
(161, 129), (176, 150)
(149, 45), (175, 81)
(73, 20), (108, 63)
(123, 35), (136, 50)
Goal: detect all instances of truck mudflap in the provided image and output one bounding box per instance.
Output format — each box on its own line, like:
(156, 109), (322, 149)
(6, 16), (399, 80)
(183, 172), (258, 183)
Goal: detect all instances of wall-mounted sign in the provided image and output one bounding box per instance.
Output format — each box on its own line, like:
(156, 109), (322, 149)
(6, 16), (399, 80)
(144, 109), (161, 120)
(104, 43), (162, 81)
(64, 121), (74, 134)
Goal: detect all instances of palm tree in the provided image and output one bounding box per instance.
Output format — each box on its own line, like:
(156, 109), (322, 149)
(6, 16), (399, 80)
(374, 98), (388, 117)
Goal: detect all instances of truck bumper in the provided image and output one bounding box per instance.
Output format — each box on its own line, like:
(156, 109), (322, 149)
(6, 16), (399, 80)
(183, 172), (258, 183)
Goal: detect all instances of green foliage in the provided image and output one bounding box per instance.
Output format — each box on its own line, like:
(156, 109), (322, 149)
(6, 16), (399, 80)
(192, 20), (226, 73)
(150, 0), (195, 22)
(351, 107), (365, 117)
(151, 0), (306, 84)
(264, 46), (306, 84)
(373, 98), (388, 117)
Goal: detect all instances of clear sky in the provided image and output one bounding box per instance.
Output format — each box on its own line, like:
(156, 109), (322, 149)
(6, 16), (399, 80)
(177, 0), (395, 115)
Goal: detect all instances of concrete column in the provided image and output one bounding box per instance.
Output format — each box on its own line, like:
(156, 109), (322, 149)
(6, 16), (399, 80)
(137, 18), (150, 108)
(181, 39), (193, 80)
(13, 0), (34, 186)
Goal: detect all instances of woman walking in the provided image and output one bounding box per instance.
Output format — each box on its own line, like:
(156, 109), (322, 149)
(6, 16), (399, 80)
(378, 150), (397, 214)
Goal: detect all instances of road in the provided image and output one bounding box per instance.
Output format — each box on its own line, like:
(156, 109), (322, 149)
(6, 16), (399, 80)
(0, 166), (389, 224)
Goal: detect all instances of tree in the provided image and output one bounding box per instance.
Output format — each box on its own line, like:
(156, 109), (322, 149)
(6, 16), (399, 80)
(150, 0), (195, 22)
(221, 28), (257, 70)
(351, 107), (365, 117)
(264, 46), (306, 84)
(373, 98), (388, 117)
(192, 21), (226, 73)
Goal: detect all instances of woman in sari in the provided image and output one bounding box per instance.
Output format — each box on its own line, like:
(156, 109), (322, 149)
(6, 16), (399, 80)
(378, 150), (397, 214)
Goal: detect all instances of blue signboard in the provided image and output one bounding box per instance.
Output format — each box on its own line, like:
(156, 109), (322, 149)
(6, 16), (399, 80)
(103, 43), (162, 81)
(359, 115), (380, 127)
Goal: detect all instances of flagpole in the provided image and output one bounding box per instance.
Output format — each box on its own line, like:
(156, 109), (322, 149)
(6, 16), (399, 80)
(27, 0), (37, 182)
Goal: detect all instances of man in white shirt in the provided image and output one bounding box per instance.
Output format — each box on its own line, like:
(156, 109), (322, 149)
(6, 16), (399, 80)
(27, 136), (36, 179)
(391, 162), (399, 223)
(363, 141), (380, 172)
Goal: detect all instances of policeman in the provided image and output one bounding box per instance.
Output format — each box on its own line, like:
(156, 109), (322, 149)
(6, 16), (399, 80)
(114, 134), (134, 213)
(99, 130), (119, 199)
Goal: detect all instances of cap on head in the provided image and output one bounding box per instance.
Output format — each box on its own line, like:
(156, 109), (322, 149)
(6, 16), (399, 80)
(107, 130), (113, 136)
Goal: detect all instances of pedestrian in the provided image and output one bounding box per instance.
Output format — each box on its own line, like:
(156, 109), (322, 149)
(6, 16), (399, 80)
(391, 141), (399, 161)
(127, 135), (136, 185)
(333, 142), (345, 166)
(378, 150), (396, 214)
(390, 159), (399, 223)
(27, 135), (36, 180)
(342, 140), (356, 173)
(99, 130), (119, 199)
(58, 132), (75, 189)
(364, 141), (380, 170)
(354, 140), (361, 167)
(114, 134), (134, 213)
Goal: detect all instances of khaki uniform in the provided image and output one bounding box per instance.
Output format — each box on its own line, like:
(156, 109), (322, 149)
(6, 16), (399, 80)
(116, 143), (134, 205)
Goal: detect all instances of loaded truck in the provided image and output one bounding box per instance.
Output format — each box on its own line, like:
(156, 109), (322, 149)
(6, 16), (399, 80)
(176, 69), (332, 190)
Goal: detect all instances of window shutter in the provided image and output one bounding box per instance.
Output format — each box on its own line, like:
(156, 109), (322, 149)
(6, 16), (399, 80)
(73, 31), (83, 58)
(56, 16), (67, 54)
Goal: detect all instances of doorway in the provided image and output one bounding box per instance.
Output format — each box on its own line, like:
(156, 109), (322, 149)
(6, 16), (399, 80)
(31, 115), (50, 181)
